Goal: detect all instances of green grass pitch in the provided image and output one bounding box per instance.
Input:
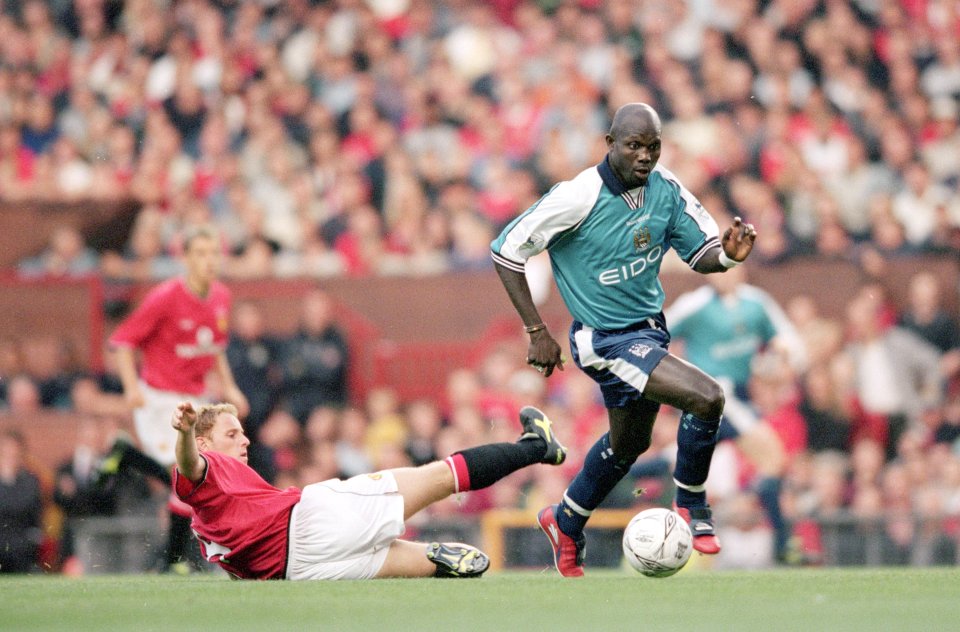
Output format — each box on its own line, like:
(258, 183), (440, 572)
(3, 567), (959, 631)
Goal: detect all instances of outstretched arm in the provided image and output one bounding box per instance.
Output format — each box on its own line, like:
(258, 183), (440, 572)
(692, 217), (757, 274)
(494, 263), (565, 377)
(172, 401), (206, 483)
(113, 346), (145, 409)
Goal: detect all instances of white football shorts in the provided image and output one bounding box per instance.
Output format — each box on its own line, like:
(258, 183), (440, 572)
(134, 381), (205, 467)
(286, 471), (405, 580)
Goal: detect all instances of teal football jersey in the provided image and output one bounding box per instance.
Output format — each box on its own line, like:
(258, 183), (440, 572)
(665, 284), (800, 387)
(491, 158), (719, 330)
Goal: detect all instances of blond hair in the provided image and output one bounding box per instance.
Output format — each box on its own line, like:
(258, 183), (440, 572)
(194, 403), (239, 438)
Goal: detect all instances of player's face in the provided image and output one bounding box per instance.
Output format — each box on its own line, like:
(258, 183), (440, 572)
(606, 128), (661, 189)
(183, 236), (220, 287)
(202, 413), (250, 464)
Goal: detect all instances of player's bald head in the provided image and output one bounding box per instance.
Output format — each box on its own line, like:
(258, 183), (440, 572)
(609, 103), (661, 138)
(606, 103), (663, 188)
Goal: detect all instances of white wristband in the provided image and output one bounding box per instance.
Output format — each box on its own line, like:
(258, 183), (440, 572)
(718, 250), (741, 269)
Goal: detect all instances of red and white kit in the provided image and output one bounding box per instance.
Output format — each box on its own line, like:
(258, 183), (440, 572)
(175, 451), (302, 579)
(110, 278), (231, 465)
(175, 451), (405, 580)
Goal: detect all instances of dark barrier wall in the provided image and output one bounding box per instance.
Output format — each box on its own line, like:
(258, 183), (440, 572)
(0, 200), (139, 269)
(1, 255), (956, 469)
(2, 254), (957, 381)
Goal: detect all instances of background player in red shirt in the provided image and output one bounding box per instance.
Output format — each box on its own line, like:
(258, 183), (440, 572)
(172, 400), (567, 580)
(108, 224), (250, 572)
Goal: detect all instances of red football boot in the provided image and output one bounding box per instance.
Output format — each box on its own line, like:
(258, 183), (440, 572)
(537, 504), (586, 577)
(674, 503), (722, 555)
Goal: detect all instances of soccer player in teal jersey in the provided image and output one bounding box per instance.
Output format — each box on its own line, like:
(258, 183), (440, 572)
(665, 265), (807, 562)
(491, 103), (757, 577)
(667, 267), (804, 390)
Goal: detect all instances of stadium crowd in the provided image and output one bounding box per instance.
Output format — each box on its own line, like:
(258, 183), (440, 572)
(2, 0), (960, 572)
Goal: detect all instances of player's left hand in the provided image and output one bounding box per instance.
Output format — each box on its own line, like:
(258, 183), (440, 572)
(720, 216), (757, 263)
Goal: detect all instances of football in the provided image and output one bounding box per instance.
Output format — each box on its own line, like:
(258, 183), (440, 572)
(622, 508), (693, 578)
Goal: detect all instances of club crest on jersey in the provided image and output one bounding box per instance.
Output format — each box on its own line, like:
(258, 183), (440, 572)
(633, 226), (651, 252)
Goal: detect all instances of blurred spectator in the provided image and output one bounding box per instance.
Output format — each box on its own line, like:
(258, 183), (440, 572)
(20, 94), (60, 155)
(798, 369), (852, 454)
(226, 300), (281, 435)
(19, 335), (78, 409)
(100, 208), (179, 282)
(337, 405), (375, 476)
(404, 398), (443, 466)
(226, 299), (283, 478)
(18, 226), (98, 278)
(826, 136), (892, 240)
(0, 430), (42, 574)
(257, 408), (303, 479)
(932, 396), (960, 447)
(840, 289), (944, 460)
(52, 417), (119, 575)
(899, 271), (960, 354)
(364, 386), (406, 467)
(891, 162), (953, 247)
(278, 289), (349, 423)
(4, 374), (41, 414)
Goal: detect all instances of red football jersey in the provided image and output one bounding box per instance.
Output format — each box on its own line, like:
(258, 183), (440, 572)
(175, 451), (302, 580)
(109, 278), (232, 394)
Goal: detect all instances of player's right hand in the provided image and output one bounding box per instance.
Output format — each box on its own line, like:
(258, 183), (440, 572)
(527, 330), (565, 378)
(172, 401), (197, 433)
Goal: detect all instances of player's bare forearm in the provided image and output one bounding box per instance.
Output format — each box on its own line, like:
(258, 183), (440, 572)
(113, 346), (140, 392)
(494, 262), (564, 376)
(494, 262), (546, 329)
(113, 346), (145, 408)
(216, 353), (250, 417)
(172, 402), (205, 482)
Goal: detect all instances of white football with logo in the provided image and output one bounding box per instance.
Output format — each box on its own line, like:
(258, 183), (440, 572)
(622, 508), (693, 578)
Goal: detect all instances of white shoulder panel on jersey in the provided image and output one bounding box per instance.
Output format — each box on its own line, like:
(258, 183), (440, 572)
(664, 285), (715, 325)
(740, 284), (808, 372)
(493, 167), (603, 269)
(739, 285), (797, 336)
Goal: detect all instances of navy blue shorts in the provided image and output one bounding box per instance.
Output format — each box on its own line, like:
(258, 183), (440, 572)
(569, 314), (671, 409)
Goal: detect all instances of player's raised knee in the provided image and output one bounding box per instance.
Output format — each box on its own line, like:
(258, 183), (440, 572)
(689, 377), (724, 419)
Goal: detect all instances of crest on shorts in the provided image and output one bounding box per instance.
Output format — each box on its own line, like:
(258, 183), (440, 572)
(367, 473), (383, 480)
(633, 225), (651, 252)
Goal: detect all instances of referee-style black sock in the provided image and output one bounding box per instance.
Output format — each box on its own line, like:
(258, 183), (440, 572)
(118, 443), (173, 486)
(449, 439), (545, 491)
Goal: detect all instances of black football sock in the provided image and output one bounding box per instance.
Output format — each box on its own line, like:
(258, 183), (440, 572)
(448, 439), (545, 491)
(166, 512), (193, 566)
(558, 433), (632, 537)
(117, 444), (173, 486)
(673, 412), (721, 508)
